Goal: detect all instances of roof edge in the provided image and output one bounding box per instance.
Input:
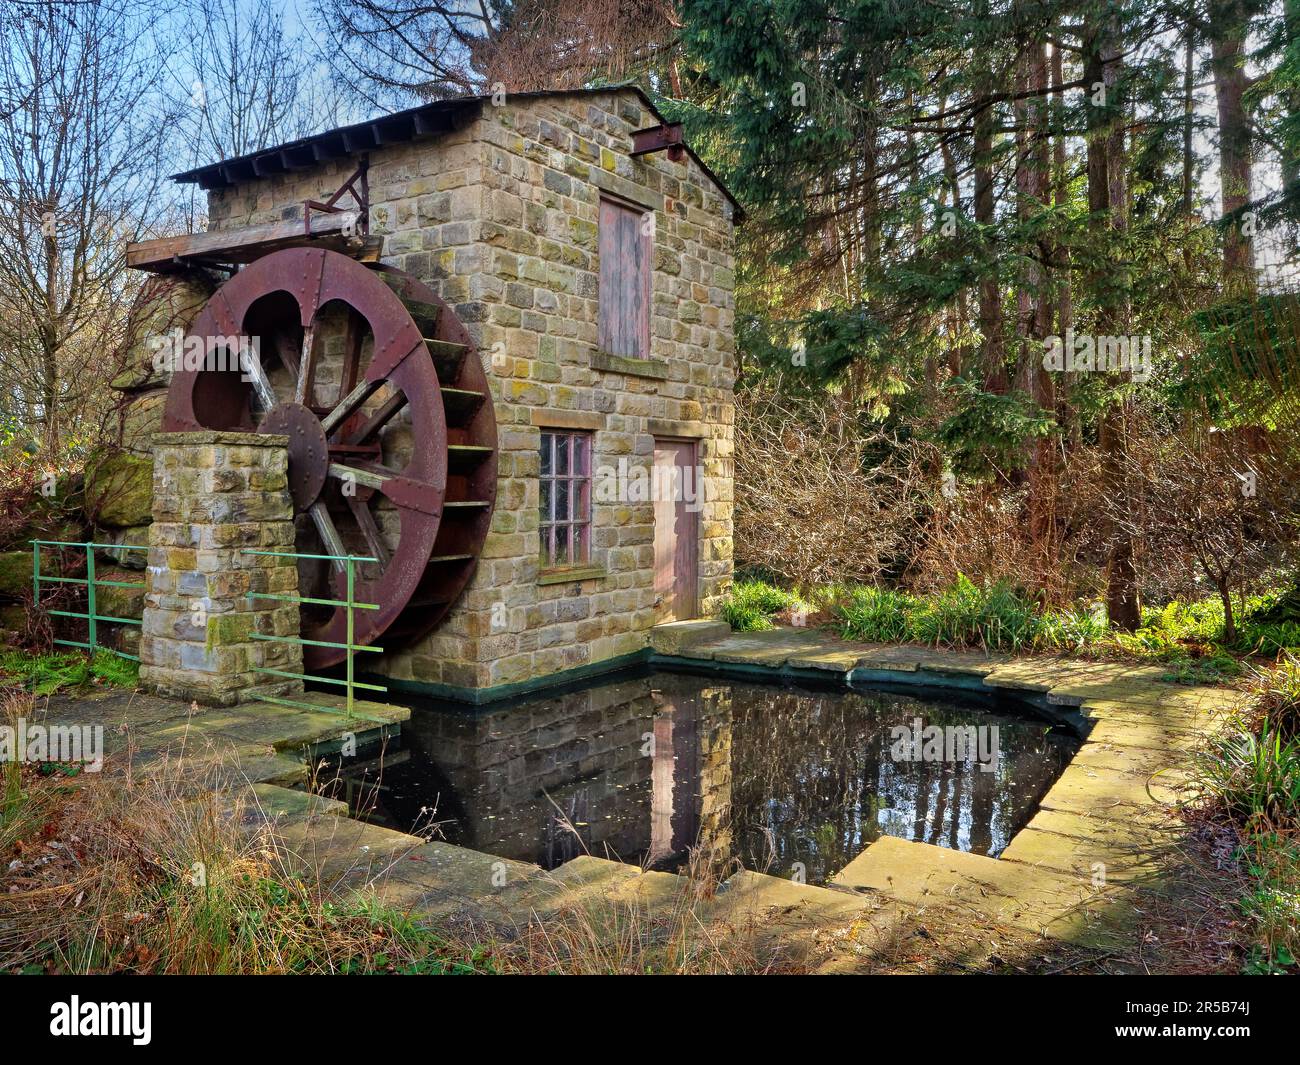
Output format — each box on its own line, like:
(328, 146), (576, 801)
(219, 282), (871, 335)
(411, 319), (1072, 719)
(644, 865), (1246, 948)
(172, 85), (742, 222)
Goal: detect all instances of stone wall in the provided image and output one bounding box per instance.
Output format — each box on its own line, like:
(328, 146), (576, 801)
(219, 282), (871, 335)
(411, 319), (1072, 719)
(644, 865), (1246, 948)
(205, 88), (736, 693)
(139, 431), (303, 706)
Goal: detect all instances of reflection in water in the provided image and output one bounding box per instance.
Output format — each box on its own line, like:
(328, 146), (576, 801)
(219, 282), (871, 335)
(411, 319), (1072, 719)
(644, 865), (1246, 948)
(328, 671), (1077, 885)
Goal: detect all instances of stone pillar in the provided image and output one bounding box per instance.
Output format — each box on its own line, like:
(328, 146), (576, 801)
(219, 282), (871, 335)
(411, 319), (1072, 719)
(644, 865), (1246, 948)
(139, 431), (304, 706)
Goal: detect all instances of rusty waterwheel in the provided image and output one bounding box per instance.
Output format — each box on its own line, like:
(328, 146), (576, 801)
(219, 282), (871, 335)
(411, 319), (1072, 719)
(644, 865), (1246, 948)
(162, 247), (497, 669)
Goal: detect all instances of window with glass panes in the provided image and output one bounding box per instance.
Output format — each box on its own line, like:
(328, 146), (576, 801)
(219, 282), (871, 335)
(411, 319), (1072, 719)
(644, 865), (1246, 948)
(539, 430), (591, 567)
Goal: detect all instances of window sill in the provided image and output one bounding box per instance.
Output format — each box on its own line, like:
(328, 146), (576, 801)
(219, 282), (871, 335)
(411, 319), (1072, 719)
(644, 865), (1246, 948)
(590, 349), (670, 380)
(537, 564), (607, 586)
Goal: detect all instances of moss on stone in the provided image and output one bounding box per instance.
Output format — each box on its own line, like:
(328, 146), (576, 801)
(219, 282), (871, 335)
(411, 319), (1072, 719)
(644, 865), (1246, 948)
(0, 550), (32, 601)
(95, 566), (146, 620)
(85, 450), (153, 528)
(205, 612), (252, 650)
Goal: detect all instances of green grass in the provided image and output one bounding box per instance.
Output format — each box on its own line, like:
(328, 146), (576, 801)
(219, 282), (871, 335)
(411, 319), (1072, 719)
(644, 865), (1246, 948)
(835, 585), (913, 643)
(0, 648), (138, 694)
(1199, 723), (1300, 823)
(719, 579), (808, 632)
(833, 575), (1066, 652)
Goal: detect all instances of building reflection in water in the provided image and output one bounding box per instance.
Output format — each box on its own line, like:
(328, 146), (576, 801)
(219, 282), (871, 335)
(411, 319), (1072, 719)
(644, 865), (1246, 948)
(330, 672), (1075, 886)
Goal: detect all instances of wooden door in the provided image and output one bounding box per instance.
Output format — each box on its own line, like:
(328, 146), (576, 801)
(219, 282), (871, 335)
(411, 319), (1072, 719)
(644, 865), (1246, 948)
(598, 196), (651, 358)
(653, 439), (699, 622)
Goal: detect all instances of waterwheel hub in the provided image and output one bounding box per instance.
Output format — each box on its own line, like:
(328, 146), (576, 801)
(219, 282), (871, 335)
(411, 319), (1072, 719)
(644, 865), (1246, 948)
(261, 401), (329, 510)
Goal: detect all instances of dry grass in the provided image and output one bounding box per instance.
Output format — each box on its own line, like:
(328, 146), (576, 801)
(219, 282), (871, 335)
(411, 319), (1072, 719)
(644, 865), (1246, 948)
(0, 694), (487, 974)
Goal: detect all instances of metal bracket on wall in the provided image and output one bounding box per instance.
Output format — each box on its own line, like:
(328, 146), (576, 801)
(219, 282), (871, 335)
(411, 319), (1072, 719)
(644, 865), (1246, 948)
(303, 156), (370, 237)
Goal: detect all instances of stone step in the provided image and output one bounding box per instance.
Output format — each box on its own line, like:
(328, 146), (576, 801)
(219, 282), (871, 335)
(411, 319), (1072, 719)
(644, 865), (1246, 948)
(1000, 807), (1175, 882)
(273, 813), (428, 885)
(830, 835), (1134, 947)
(354, 840), (546, 921)
(708, 869), (903, 971)
(648, 619), (731, 655)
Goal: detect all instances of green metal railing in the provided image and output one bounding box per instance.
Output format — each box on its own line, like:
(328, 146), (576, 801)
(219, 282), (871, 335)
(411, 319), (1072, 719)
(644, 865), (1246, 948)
(242, 550), (387, 721)
(31, 539), (148, 660)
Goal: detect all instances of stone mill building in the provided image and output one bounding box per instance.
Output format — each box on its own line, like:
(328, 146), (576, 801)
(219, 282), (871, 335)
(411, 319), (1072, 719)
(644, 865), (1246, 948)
(115, 86), (739, 702)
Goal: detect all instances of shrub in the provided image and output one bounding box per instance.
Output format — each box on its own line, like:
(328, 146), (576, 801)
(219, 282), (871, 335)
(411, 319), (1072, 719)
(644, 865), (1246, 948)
(908, 575), (1041, 651)
(834, 575), (1044, 651)
(834, 585), (913, 643)
(1199, 723), (1300, 824)
(1036, 604), (1109, 650)
(734, 387), (926, 586)
(719, 580), (804, 632)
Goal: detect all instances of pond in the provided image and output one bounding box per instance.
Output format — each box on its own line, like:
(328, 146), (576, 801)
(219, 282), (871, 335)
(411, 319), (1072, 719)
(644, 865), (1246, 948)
(319, 669), (1079, 886)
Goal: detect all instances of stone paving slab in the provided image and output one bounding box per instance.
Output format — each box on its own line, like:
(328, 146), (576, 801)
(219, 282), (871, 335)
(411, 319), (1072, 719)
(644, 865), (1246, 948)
(1068, 738), (1185, 777)
(1079, 697), (1231, 736)
(1000, 828), (1165, 883)
(1082, 715), (1207, 753)
(245, 783), (348, 823)
(34, 689), (199, 729)
(786, 647), (875, 672)
(706, 630), (830, 666)
(1038, 761), (1190, 822)
(1000, 804), (1179, 883)
(649, 619), (731, 655)
(45, 688), (411, 793)
(275, 815), (427, 884)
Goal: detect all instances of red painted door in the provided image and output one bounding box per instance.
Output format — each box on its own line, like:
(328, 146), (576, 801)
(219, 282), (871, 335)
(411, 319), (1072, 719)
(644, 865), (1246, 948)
(653, 439), (699, 622)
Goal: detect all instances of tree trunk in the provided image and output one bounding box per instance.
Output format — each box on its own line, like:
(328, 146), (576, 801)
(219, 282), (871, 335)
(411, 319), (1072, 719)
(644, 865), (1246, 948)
(1181, 6), (1196, 216)
(1219, 579), (1236, 644)
(1019, 33), (1055, 546)
(1052, 40), (1080, 448)
(975, 91), (1005, 392)
(1085, 11), (1141, 631)
(1284, 0), (1300, 195)
(1210, 0), (1255, 292)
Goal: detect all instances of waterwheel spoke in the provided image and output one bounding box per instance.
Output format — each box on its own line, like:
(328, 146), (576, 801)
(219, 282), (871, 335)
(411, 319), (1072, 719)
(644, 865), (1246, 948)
(293, 323), (318, 405)
(242, 348), (279, 415)
(275, 332), (300, 380)
(327, 461), (389, 491)
(307, 501), (348, 573)
(348, 390), (408, 444)
(320, 378), (381, 436)
(346, 494), (392, 568)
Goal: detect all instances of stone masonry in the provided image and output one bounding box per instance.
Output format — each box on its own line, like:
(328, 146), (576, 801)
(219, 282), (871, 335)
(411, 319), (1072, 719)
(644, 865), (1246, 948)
(200, 87), (736, 694)
(139, 431), (303, 706)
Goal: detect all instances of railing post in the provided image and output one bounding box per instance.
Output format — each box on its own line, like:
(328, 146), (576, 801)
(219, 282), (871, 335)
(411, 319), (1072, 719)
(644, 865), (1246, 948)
(345, 555), (356, 720)
(32, 540), (40, 605)
(85, 543), (97, 656)
(237, 549), (384, 720)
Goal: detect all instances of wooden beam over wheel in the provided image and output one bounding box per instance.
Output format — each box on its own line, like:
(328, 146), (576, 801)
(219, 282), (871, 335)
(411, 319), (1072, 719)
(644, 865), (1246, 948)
(126, 215), (381, 274)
